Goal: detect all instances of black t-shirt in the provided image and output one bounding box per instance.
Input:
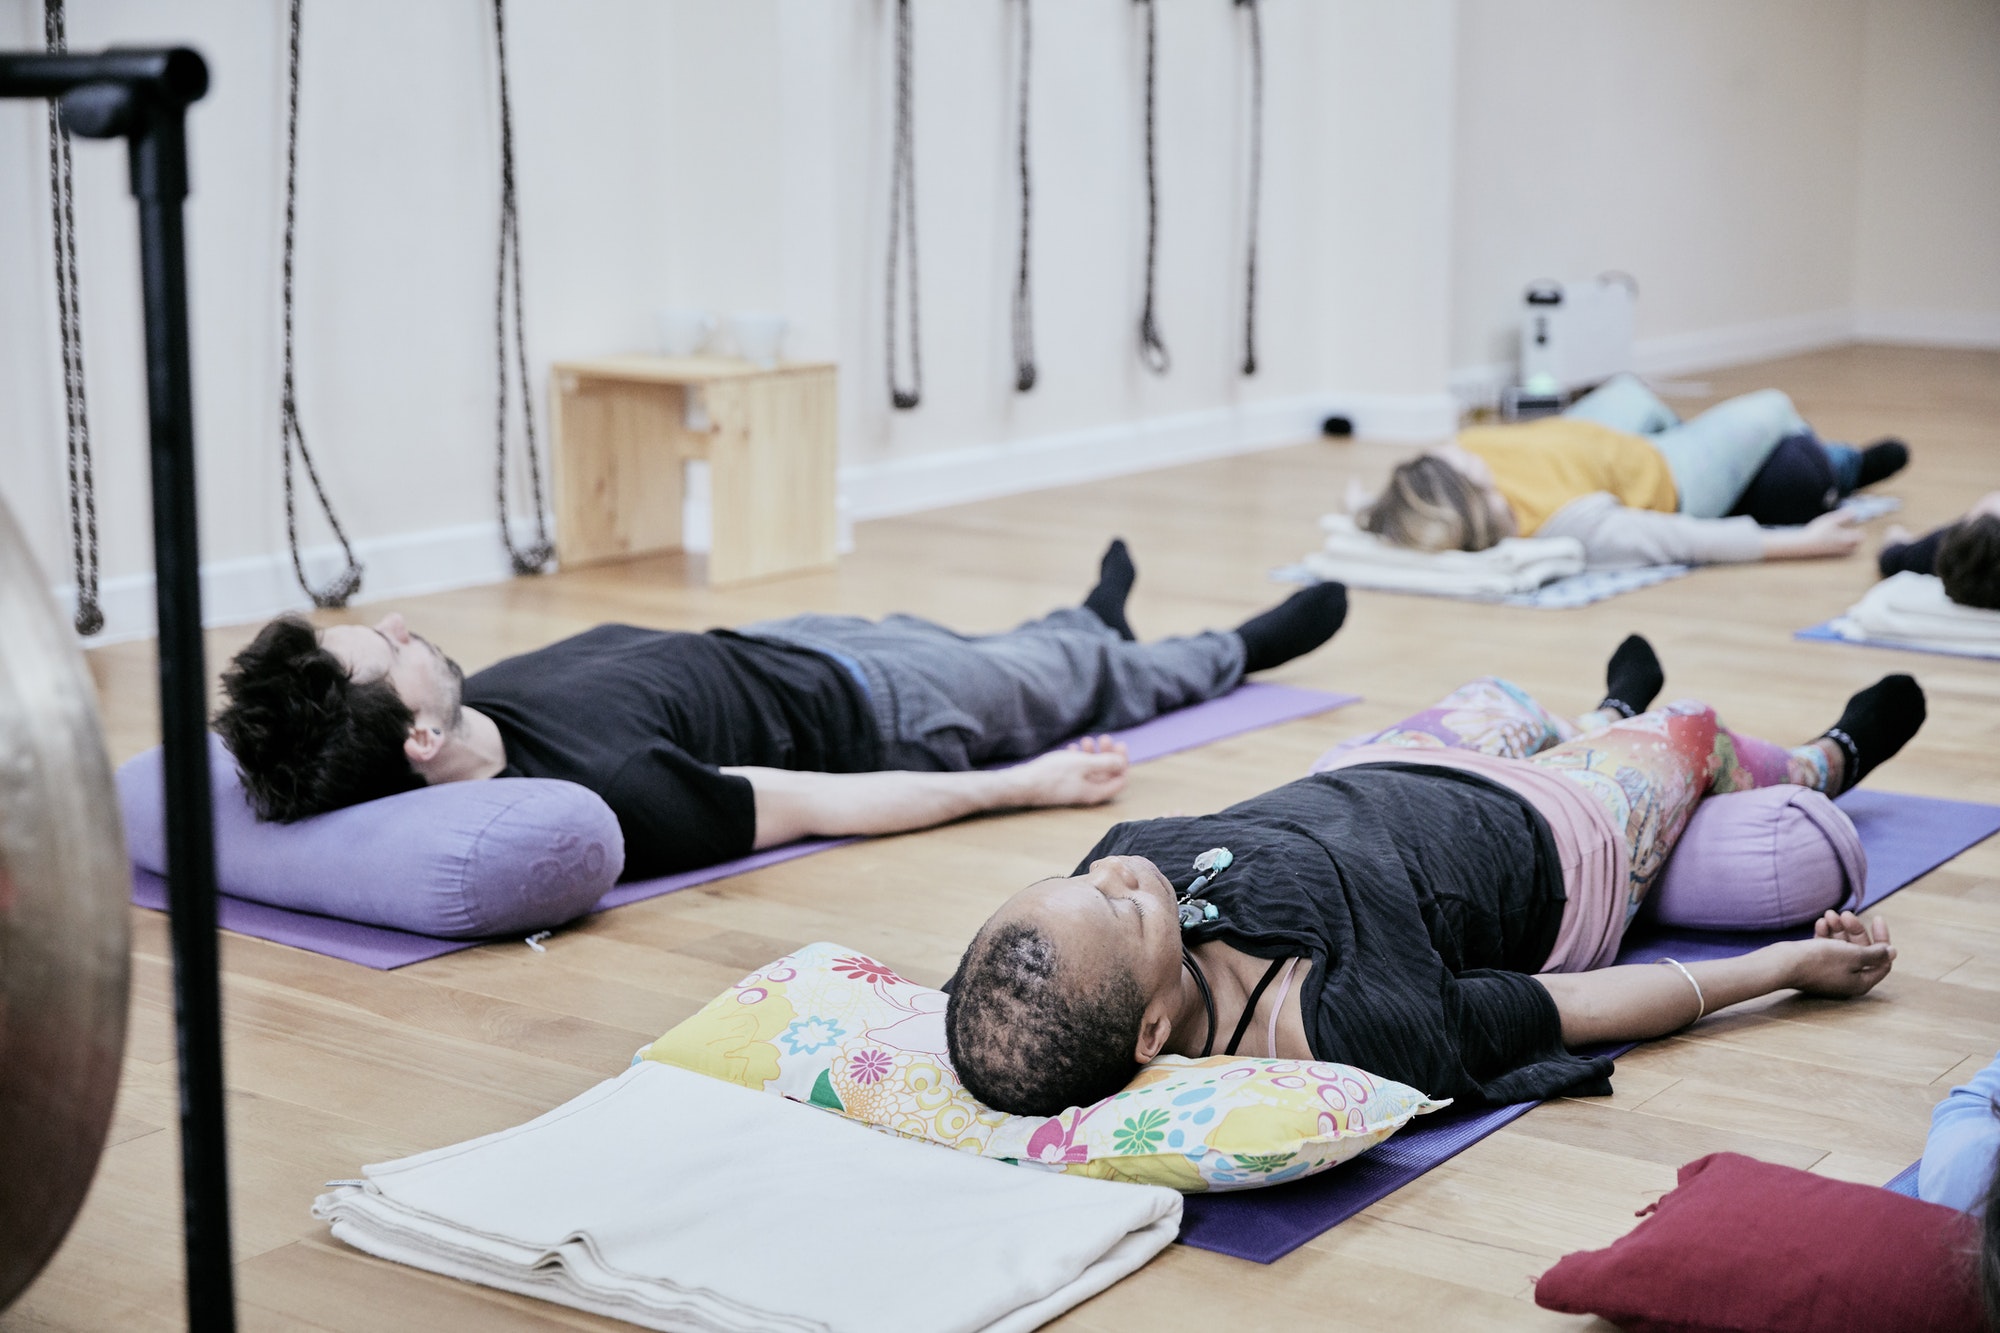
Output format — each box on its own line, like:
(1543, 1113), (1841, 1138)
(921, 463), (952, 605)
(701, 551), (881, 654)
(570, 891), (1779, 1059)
(1879, 525), (1950, 579)
(464, 625), (880, 878)
(1077, 763), (1614, 1104)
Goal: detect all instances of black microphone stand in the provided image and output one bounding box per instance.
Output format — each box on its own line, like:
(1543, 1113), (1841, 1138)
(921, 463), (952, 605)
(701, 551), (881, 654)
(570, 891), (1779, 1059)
(0, 47), (234, 1330)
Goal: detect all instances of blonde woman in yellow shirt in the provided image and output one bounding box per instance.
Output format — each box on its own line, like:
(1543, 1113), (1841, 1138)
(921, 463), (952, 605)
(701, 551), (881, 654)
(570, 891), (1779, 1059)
(1361, 374), (1908, 568)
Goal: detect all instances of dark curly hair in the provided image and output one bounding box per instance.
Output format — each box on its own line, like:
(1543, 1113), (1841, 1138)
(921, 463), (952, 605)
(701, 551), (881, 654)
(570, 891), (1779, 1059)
(944, 919), (1146, 1116)
(1938, 515), (2000, 612)
(213, 615), (424, 822)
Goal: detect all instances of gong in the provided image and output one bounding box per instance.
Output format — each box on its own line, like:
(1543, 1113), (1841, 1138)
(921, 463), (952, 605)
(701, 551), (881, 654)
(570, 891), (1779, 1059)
(0, 491), (131, 1308)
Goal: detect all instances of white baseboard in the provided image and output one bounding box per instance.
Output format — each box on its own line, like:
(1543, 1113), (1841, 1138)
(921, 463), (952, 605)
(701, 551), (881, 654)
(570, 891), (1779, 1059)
(1632, 309), (1855, 378)
(1853, 308), (2000, 349)
(61, 521), (524, 646)
(840, 391), (1456, 521)
(1451, 308), (1863, 401)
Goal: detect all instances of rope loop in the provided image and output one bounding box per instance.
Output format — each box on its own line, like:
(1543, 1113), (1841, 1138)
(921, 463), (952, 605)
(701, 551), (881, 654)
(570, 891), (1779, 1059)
(1237, 0), (1262, 377)
(491, 0), (555, 574)
(279, 0), (366, 609)
(1010, 0), (1036, 394)
(1135, 0), (1169, 376)
(45, 0), (103, 635)
(886, 0), (922, 411)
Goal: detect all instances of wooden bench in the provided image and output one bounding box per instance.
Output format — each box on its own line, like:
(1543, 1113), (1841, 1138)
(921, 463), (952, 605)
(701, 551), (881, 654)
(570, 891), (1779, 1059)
(549, 355), (838, 586)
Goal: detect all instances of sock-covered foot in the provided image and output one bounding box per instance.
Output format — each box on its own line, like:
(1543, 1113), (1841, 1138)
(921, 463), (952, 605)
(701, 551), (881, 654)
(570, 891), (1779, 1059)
(1234, 583), (1347, 674)
(1082, 538), (1138, 641)
(1818, 674), (1926, 793)
(1599, 634), (1664, 719)
(1857, 439), (1910, 489)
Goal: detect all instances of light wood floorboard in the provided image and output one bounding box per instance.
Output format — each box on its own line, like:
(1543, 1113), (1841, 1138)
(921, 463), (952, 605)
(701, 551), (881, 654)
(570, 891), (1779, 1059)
(9, 344), (1997, 1330)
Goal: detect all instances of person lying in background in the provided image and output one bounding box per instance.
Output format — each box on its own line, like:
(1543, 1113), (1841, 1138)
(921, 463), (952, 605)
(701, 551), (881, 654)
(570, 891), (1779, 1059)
(945, 634), (1923, 1117)
(1917, 1048), (2000, 1324)
(1359, 373), (1908, 568)
(212, 541), (1350, 879)
(1879, 490), (2000, 611)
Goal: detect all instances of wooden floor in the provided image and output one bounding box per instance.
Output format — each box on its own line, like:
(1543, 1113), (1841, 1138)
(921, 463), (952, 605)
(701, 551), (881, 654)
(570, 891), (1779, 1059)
(12, 344), (1999, 1331)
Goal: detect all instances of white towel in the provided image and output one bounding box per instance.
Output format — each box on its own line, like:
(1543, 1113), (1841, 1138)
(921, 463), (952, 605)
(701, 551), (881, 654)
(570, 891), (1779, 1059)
(1294, 513), (1586, 597)
(313, 1062), (1181, 1333)
(1830, 572), (2000, 659)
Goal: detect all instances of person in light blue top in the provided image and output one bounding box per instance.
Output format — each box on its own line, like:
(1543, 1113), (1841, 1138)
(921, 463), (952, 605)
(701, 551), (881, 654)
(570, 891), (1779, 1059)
(1922, 1051), (2000, 1214)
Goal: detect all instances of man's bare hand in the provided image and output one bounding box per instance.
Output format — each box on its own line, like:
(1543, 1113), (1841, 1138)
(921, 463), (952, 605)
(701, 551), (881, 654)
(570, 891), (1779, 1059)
(1008, 736), (1130, 808)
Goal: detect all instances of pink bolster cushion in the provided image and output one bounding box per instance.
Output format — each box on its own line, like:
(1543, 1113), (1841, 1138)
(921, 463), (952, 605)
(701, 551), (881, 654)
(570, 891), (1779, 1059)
(1649, 786), (1865, 931)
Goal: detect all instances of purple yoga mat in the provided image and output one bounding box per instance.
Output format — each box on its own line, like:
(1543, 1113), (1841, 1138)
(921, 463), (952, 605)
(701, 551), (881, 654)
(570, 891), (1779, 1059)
(1795, 620), (2000, 662)
(133, 682), (1359, 969)
(1176, 786), (2000, 1263)
(1883, 1160), (1922, 1198)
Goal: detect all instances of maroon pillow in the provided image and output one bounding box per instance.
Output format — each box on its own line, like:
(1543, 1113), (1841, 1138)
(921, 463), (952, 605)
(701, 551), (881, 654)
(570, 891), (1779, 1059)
(1534, 1152), (1982, 1332)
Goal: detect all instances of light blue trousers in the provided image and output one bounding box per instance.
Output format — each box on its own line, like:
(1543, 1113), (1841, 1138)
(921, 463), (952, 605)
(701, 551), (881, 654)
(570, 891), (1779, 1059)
(1563, 374), (1813, 519)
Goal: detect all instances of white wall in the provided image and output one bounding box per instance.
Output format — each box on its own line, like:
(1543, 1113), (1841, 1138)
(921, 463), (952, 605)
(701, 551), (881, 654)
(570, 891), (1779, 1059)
(6, 0), (1995, 642)
(1852, 0), (2000, 345)
(1, 0), (1457, 641)
(1449, 0), (1870, 384)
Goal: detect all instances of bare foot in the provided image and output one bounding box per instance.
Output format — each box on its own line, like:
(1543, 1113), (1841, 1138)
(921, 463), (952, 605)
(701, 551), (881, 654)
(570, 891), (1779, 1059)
(1786, 911), (1895, 998)
(1882, 523), (1914, 548)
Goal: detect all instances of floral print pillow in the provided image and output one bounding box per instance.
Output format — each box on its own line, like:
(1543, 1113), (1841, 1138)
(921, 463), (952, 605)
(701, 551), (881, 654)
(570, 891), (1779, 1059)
(634, 941), (1447, 1192)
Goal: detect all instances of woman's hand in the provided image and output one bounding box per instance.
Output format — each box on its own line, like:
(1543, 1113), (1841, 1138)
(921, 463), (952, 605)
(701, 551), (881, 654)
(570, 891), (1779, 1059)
(1762, 509), (1863, 560)
(1786, 910), (1895, 998)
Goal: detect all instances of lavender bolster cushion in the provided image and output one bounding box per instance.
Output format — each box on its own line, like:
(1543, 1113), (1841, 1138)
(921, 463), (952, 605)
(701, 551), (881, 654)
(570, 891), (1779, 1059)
(118, 734), (624, 938)
(1648, 785), (1865, 931)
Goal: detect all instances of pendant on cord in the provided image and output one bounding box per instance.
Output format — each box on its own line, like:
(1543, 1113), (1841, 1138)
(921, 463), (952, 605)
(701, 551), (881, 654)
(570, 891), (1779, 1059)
(1177, 847), (1232, 929)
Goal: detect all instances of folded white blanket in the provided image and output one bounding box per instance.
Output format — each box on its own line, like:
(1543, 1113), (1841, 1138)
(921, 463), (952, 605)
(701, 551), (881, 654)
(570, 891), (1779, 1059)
(1297, 514), (1586, 597)
(313, 1062), (1181, 1333)
(1830, 571), (2000, 658)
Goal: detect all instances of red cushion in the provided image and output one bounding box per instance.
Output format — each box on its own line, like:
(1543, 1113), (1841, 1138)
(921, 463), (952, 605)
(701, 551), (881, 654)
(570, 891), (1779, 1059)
(1534, 1152), (1982, 1333)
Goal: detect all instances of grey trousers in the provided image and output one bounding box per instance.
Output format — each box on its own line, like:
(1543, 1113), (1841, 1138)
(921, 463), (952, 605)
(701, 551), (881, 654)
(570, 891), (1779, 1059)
(743, 608), (1245, 771)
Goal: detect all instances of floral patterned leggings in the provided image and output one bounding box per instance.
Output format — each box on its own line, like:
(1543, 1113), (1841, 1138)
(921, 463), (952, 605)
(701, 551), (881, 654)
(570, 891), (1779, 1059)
(1333, 678), (1829, 917)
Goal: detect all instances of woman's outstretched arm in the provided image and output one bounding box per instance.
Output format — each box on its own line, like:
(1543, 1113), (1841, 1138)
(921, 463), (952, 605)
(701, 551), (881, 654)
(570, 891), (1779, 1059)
(1534, 911), (1894, 1046)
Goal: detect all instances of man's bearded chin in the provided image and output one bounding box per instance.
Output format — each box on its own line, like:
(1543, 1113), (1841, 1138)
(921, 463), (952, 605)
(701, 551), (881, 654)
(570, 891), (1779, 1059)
(442, 654), (467, 731)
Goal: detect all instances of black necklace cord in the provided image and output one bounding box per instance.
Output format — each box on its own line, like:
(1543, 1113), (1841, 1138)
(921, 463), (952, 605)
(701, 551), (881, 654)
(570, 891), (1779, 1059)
(886, 0), (922, 410)
(45, 0), (102, 636)
(1010, 0), (1036, 393)
(279, 0), (365, 609)
(1236, 0), (1262, 377)
(491, 0), (555, 574)
(1182, 947), (1216, 1058)
(1134, 0), (1169, 375)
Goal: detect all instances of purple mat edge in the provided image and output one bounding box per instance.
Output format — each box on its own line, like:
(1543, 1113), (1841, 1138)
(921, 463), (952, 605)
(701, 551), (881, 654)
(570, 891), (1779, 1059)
(130, 683), (1361, 969)
(1177, 789), (2000, 1263)
(1883, 1160), (1922, 1198)
(1795, 620), (2000, 662)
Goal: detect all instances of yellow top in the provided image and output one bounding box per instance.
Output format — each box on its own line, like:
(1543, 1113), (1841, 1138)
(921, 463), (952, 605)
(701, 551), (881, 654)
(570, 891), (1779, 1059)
(1458, 418), (1679, 536)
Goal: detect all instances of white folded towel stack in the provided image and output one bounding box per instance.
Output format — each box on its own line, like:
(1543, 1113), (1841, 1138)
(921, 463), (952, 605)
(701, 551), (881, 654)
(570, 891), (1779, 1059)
(1296, 514), (1587, 598)
(313, 1061), (1182, 1333)
(1831, 571), (2000, 659)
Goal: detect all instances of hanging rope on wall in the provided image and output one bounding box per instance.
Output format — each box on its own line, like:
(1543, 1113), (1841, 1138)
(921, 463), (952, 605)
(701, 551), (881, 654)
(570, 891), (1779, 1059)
(278, 0), (366, 608)
(1134, 0), (1169, 375)
(1010, 0), (1036, 393)
(490, 0), (555, 573)
(1237, 0), (1262, 377)
(886, 0), (922, 410)
(44, 0), (102, 636)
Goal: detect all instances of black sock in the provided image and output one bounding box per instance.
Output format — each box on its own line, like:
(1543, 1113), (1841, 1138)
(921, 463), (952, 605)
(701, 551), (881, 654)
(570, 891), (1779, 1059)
(1082, 538), (1138, 641)
(1234, 583), (1347, 674)
(1857, 439), (1910, 489)
(1598, 634), (1664, 719)
(1820, 674), (1925, 793)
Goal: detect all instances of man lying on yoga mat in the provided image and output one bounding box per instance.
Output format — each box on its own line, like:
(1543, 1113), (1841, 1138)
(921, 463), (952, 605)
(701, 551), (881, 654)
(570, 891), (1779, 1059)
(212, 541), (1348, 879)
(1357, 374), (1907, 568)
(1880, 489), (2000, 611)
(945, 637), (1925, 1116)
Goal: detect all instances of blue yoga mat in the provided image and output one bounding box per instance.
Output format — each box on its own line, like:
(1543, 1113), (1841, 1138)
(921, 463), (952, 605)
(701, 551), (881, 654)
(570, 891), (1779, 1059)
(1796, 620), (2000, 662)
(1178, 787), (2000, 1263)
(1884, 1160), (1922, 1198)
